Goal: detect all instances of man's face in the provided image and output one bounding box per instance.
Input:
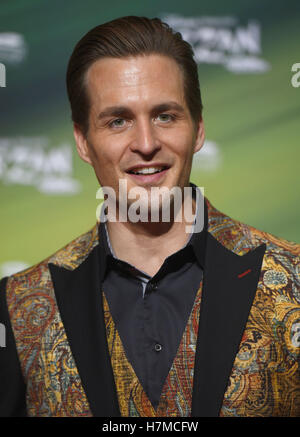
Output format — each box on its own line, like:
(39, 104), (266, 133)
(74, 54), (205, 213)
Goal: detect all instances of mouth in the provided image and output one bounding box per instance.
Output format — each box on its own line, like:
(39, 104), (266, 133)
(125, 164), (170, 183)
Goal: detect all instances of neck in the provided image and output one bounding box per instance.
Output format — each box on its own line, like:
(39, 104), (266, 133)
(105, 195), (196, 276)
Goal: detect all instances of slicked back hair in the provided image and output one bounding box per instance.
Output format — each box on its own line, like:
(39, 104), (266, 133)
(66, 16), (203, 136)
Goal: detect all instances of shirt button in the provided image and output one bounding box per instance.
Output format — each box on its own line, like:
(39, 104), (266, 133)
(151, 282), (158, 291)
(154, 343), (162, 352)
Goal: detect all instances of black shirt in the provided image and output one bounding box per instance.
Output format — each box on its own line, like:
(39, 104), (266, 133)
(99, 184), (207, 409)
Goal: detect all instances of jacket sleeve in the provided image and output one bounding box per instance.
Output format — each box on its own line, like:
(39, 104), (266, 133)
(0, 276), (27, 417)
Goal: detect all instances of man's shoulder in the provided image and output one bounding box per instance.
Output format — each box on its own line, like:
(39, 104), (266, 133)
(206, 199), (299, 305)
(2, 223), (99, 295)
(240, 220), (300, 258)
(239, 220), (299, 285)
(206, 197), (300, 260)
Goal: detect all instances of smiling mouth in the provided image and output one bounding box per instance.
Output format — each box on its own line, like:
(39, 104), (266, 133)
(127, 165), (169, 175)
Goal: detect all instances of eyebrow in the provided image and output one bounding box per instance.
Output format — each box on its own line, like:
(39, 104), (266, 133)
(97, 101), (185, 120)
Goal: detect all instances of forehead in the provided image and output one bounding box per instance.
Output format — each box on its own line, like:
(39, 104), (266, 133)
(85, 54), (186, 109)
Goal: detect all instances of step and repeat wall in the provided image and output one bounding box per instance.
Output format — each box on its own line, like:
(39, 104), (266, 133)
(1, 0), (299, 277)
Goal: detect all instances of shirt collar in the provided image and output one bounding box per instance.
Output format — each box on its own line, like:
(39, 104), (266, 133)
(98, 183), (207, 279)
(186, 183), (208, 268)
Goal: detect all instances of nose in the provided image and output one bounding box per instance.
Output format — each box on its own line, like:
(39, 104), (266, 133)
(130, 118), (161, 156)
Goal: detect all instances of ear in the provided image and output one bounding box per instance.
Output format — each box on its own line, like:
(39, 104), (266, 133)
(193, 117), (205, 154)
(73, 123), (93, 165)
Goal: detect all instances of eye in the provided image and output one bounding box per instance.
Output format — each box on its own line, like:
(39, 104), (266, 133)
(156, 113), (174, 123)
(109, 118), (126, 128)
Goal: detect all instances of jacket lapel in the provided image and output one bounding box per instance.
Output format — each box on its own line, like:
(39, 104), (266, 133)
(47, 198), (266, 418)
(191, 230), (266, 417)
(48, 242), (120, 417)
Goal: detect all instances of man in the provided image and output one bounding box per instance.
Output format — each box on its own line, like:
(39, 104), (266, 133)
(0, 16), (299, 417)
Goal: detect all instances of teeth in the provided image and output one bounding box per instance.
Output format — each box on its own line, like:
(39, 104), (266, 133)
(131, 166), (166, 175)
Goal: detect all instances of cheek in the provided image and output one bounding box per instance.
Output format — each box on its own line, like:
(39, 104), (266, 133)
(171, 133), (195, 163)
(89, 140), (120, 169)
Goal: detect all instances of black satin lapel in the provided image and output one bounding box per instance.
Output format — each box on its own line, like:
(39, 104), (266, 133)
(191, 233), (266, 417)
(48, 245), (120, 417)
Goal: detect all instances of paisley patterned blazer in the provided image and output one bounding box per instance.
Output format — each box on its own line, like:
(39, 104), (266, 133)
(0, 198), (299, 416)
